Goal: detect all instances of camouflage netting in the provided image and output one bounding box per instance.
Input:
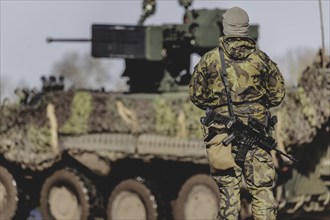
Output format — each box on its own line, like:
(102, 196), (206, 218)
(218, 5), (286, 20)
(277, 53), (330, 148)
(0, 89), (204, 170)
(57, 91), (204, 138)
(0, 93), (60, 170)
(276, 53), (330, 217)
(275, 52), (330, 177)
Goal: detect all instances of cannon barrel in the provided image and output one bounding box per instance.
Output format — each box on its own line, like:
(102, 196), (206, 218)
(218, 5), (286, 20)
(46, 38), (91, 43)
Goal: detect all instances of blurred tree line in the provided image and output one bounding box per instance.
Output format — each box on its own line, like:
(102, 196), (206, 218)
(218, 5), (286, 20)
(0, 52), (127, 103)
(275, 48), (317, 87)
(52, 52), (128, 91)
(0, 47), (324, 103)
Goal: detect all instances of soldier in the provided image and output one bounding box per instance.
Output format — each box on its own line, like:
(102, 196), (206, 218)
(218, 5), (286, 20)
(189, 6), (285, 220)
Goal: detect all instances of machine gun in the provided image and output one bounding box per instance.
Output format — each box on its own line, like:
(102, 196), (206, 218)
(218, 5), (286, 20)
(201, 109), (297, 166)
(47, 0), (259, 93)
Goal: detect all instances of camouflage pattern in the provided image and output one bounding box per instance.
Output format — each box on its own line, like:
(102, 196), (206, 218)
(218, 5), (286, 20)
(189, 36), (285, 121)
(0, 90), (205, 171)
(212, 147), (276, 220)
(275, 53), (330, 218)
(189, 35), (285, 220)
(0, 93), (60, 170)
(277, 55), (329, 147)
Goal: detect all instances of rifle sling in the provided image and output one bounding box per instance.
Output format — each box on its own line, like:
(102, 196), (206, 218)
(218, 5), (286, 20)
(218, 48), (249, 166)
(219, 48), (235, 117)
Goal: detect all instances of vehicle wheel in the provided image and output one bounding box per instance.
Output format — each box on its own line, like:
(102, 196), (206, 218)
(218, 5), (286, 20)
(173, 174), (220, 220)
(40, 167), (99, 220)
(107, 177), (164, 220)
(0, 165), (20, 219)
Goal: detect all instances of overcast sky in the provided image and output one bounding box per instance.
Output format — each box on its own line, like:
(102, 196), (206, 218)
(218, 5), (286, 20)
(1, 0), (329, 98)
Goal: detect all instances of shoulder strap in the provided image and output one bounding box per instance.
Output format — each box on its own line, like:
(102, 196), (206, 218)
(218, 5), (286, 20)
(219, 48), (235, 117)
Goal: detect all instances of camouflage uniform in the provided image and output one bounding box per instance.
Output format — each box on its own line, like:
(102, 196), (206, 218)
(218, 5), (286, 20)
(189, 35), (285, 219)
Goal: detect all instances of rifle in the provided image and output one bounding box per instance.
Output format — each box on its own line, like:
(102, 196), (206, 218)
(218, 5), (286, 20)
(201, 109), (297, 166)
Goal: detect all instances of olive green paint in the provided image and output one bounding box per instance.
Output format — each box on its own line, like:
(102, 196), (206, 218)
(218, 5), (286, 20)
(183, 100), (204, 139)
(153, 98), (176, 136)
(297, 87), (317, 127)
(27, 126), (52, 152)
(60, 92), (93, 134)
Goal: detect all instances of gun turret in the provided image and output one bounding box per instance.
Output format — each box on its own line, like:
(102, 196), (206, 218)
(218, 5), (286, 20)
(47, 2), (259, 93)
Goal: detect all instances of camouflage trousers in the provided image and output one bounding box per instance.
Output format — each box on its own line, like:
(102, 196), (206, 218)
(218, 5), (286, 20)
(210, 146), (277, 220)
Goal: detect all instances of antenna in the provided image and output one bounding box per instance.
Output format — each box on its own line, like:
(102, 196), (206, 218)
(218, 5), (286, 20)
(318, 0), (326, 68)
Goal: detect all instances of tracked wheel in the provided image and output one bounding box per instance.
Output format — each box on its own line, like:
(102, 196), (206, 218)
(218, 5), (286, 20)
(107, 177), (164, 220)
(173, 174), (220, 220)
(0, 165), (21, 219)
(40, 168), (99, 220)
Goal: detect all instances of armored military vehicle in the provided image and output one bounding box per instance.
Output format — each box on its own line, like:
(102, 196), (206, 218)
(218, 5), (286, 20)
(0, 0), (329, 219)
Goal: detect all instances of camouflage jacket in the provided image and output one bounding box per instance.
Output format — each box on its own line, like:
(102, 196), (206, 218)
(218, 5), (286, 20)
(189, 36), (285, 120)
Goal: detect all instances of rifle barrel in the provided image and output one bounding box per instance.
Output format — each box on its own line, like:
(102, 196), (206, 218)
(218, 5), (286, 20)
(276, 149), (298, 163)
